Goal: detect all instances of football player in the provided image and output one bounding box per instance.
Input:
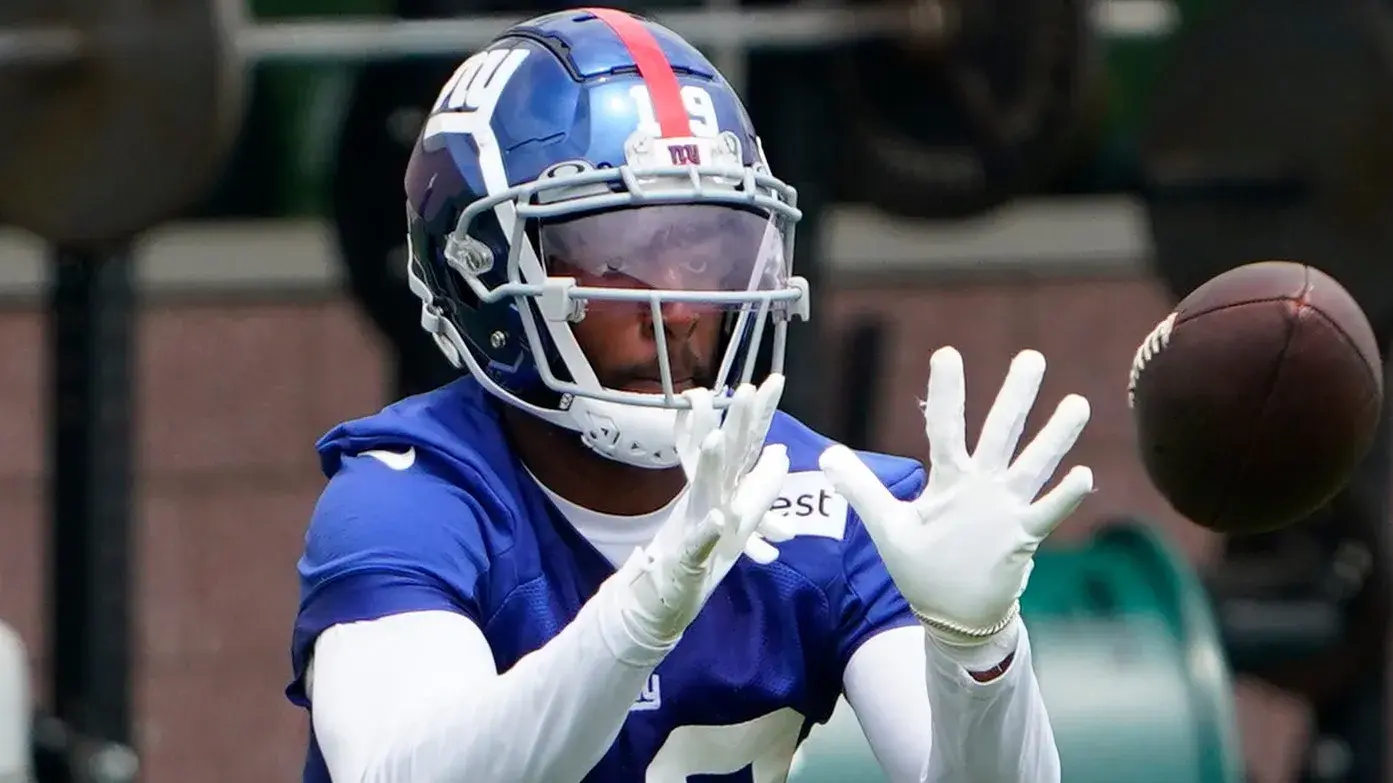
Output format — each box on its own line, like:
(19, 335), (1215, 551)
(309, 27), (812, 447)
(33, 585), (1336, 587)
(286, 8), (1094, 782)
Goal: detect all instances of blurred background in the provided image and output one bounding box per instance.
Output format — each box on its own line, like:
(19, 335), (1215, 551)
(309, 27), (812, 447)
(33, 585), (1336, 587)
(2, 0), (1393, 780)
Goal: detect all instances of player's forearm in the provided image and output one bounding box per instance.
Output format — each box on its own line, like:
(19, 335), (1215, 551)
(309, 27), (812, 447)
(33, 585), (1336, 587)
(435, 582), (667, 783)
(922, 622), (1061, 783)
(312, 577), (672, 783)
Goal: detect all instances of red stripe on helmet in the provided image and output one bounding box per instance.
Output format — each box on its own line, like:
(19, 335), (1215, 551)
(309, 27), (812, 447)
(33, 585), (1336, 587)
(584, 8), (691, 138)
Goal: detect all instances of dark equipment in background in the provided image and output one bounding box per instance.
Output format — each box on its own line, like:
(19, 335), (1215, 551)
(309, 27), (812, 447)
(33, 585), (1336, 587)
(42, 254), (139, 783)
(1141, 0), (1393, 334)
(0, 2), (248, 779)
(31, 710), (138, 783)
(331, 0), (563, 399)
(832, 0), (1100, 219)
(741, 41), (834, 427)
(833, 319), (888, 449)
(1139, 2), (1393, 779)
(0, 0), (245, 247)
(332, 56), (460, 399)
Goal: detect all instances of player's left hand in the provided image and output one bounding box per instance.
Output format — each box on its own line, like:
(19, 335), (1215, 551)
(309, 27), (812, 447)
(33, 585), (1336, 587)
(818, 347), (1094, 648)
(674, 379), (796, 564)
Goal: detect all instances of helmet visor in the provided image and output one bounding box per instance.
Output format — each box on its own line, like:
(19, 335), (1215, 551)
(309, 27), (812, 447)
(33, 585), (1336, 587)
(537, 203), (795, 398)
(539, 203), (787, 297)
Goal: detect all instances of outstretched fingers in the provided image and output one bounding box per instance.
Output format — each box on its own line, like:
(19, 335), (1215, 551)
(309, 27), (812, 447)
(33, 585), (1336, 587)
(974, 350), (1045, 473)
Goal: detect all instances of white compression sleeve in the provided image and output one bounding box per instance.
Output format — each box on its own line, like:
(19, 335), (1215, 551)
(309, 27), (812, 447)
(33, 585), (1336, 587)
(920, 619), (1060, 783)
(843, 621), (1060, 783)
(307, 577), (670, 783)
(841, 626), (932, 782)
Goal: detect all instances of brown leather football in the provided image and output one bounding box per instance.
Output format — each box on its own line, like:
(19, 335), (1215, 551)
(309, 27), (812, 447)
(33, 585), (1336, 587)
(1128, 261), (1383, 534)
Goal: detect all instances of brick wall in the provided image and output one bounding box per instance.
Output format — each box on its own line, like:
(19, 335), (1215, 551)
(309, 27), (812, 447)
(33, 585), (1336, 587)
(0, 276), (1311, 782)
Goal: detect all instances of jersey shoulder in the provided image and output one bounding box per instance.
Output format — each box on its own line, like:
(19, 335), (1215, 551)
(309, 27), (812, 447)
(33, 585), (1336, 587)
(304, 377), (547, 596)
(293, 378), (554, 692)
(317, 377), (508, 478)
(316, 376), (538, 519)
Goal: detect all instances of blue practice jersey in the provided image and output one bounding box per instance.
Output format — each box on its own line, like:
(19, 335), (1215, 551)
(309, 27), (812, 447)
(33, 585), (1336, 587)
(287, 377), (924, 782)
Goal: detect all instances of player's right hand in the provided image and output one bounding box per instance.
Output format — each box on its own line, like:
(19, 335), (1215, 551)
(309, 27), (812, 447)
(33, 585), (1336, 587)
(616, 375), (791, 647)
(819, 348), (1092, 649)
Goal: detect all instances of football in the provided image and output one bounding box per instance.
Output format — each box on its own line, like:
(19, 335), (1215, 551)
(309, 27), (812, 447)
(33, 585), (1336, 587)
(1127, 261), (1383, 534)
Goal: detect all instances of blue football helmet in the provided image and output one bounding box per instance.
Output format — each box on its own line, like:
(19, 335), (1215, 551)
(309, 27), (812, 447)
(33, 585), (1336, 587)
(404, 7), (808, 469)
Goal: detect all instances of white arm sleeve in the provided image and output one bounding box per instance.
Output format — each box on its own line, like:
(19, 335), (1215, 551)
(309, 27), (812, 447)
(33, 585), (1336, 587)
(307, 579), (667, 783)
(843, 621), (1060, 783)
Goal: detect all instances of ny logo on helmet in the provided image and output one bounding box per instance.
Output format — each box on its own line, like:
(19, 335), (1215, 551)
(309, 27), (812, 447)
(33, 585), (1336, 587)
(668, 144), (702, 166)
(423, 48), (530, 144)
(433, 48), (530, 114)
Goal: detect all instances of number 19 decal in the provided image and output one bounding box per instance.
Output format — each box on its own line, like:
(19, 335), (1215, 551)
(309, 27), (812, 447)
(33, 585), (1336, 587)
(631, 85), (720, 138)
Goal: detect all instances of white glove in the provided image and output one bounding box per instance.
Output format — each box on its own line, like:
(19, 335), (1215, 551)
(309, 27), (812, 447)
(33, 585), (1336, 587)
(618, 376), (793, 648)
(819, 348), (1093, 649)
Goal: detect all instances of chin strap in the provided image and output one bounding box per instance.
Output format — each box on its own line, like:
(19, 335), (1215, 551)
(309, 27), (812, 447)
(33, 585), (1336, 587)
(569, 398), (682, 469)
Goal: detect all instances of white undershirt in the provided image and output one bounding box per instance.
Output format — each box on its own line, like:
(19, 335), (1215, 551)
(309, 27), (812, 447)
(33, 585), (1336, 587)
(305, 473), (1059, 782)
(528, 469), (675, 566)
